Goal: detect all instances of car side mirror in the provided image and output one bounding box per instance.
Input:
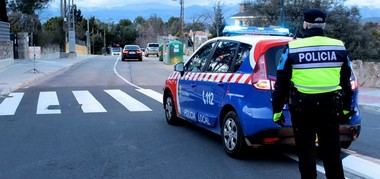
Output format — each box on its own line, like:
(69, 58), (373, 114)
(174, 62), (184, 76)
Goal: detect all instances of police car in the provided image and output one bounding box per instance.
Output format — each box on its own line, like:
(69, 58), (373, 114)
(163, 26), (361, 157)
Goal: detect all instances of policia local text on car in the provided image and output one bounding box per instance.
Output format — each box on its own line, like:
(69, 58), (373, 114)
(271, 9), (355, 179)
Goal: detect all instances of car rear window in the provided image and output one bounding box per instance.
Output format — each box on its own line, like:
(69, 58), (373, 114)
(148, 44), (159, 47)
(112, 48), (120, 52)
(125, 46), (140, 50)
(265, 45), (286, 77)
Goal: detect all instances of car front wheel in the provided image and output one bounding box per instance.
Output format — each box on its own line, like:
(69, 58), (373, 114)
(164, 94), (180, 125)
(222, 111), (247, 158)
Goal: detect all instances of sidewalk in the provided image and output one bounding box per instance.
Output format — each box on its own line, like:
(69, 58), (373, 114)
(0, 55), (94, 95)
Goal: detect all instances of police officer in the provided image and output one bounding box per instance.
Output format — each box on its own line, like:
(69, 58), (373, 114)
(272, 9), (353, 179)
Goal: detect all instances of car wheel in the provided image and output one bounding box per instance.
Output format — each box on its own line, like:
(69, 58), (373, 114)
(145, 54), (148, 57)
(164, 94), (180, 125)
(139, 58), (143, 61)
(121, 58), (125, 61)
(222, 111), (247, 158)
(341, 141), (352, 149)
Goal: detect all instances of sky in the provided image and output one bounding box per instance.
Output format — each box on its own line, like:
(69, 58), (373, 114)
(49, 0), (380, 9)
(346, 0), (380, 8)
(49, 0), (237, 10)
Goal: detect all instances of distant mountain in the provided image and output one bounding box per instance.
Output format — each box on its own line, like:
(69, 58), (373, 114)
(359, 7), (380, 18)
(39, 3), (239, 24)
(362, 17), (380, 23)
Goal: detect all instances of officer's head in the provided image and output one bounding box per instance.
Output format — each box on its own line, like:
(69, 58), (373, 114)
(303, 9), (326, 30)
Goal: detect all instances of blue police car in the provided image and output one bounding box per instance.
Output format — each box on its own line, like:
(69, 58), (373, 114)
(163, 26), (361, 157)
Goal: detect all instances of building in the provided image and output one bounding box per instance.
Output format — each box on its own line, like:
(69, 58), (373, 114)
(231, 2), (268, 27)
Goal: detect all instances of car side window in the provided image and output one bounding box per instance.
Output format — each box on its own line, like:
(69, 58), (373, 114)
(205, 41), (239, 73)
(185, 41), (216, 72)
(232, 43), (252, 72)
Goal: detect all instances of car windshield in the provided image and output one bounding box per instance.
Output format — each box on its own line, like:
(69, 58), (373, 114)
(148, 44), (159, 47)
(125, 46), (140, 50)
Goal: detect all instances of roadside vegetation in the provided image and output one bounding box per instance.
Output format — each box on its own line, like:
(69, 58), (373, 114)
(2, 0), (379, 60)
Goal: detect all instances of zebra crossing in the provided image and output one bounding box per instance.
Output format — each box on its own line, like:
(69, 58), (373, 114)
(0, 88), (163, 116)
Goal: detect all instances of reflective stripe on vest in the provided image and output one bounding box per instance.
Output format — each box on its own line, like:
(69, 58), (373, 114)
(288, 36), (346, 94)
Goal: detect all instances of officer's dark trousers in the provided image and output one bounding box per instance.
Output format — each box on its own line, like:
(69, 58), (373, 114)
(290, 91), (344, 179)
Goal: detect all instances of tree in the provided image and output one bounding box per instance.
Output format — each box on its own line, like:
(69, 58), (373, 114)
(0, 0), (8, 22)
(209, 2), (225, 37)
(39, 17), (65, 49)
(167, 16), (181, 36)
(7, 0), (50, 14)
(246, 0), (380, 60)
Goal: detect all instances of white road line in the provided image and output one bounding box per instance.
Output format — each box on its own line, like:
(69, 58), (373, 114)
(285, 153), (330, 177)
(105, 89), (152, 112)
(136, 89), (163, 104)
(342, 155), (380, 179)
(113, 57), (141, 89)
(37, 91), (61, 114)
(72, 91), (107, 113)
(0, 92), (24, 116)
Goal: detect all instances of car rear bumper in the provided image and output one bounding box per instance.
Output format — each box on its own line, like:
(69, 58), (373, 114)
(245, 124), (361, 147)
(122, 54), (142, 59)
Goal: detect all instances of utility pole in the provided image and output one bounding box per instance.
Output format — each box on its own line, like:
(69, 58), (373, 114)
(86, 19), (90, 54)
(103, 26), (106, 55)
(173, 0), (184, 37)
(67, 0), (76, 56)
(280, 0), (285, 27)
(0, 0), (8, 22)
(180, 0), (184, 38)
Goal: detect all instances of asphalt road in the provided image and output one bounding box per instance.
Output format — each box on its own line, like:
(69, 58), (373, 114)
(0, 55), (379, 179)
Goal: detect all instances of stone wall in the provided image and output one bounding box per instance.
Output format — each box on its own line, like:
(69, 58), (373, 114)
(0, 41), (13, 59)
(352, 60), (380, 88)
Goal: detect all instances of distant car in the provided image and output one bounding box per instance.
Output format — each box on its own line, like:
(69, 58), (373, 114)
(122, 45), (143, 61)
(145, 43), (160, 57)
(141, 47), (145, 52)
(111, 47), (121, 56)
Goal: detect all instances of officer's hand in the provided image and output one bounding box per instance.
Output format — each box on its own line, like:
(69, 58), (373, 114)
(273, 112), (285, 127)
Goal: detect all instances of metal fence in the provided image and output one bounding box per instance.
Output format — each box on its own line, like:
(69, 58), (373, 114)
(0, 21), (10, 42)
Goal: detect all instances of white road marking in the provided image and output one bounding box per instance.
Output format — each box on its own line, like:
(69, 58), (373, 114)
(113, 57), (141, 89)
(136, 89), (163, 104)
(72, 91), (107, 113)
(342, 154), (380, 178)
(0, 92), (24, 116)
(285, 153), (330, 177)
(286, 150), (380, 179)
(105, 89), (152, 112)
(37, 91), (61, 114)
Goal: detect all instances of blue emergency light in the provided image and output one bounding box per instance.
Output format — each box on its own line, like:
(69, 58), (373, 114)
(223, 25), (290, 36)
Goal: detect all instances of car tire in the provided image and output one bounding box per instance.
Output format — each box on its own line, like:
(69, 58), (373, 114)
(164, 94), (180, 125)
(145, 54), (148, 57)
(156, 54), (159, 57)
(121, 58), (125, 61)
(139, 58), (143, 61)
(341, 141), (352, 149)
(222, 111), (247, 158)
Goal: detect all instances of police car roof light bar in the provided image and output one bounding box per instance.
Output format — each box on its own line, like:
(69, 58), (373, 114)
(223, 25), (290, 36)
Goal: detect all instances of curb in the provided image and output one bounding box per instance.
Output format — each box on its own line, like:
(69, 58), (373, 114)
(0, 56), (93, 96)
